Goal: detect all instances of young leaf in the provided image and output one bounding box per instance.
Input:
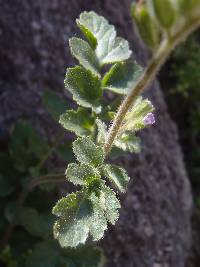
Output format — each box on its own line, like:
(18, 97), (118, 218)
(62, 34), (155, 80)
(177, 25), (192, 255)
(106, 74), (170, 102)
(115, 132), (141, 153)
(102, 61), (143, 94)
(59, 108), (94, 137)
(69, 37), (100, 77)
(76, 11), (132, 65)
(64, 66), (102, 112)
(73, 137), (104, 167)
(103, 164), (130, 193)
(66, 163), (100, 186)
(53, 191), (107, 247)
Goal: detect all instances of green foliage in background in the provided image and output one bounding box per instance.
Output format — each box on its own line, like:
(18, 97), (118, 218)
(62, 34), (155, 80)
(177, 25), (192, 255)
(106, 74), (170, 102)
(0, 92), (104, 267)
(163, 31), (200, 206)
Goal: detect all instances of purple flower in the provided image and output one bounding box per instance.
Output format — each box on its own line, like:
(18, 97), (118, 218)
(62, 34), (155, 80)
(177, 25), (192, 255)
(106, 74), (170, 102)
(143, 113), (155, 125)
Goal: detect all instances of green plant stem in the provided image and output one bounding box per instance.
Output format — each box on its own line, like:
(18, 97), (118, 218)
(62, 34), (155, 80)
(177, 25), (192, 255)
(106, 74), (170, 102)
(103, 16), (200, 155)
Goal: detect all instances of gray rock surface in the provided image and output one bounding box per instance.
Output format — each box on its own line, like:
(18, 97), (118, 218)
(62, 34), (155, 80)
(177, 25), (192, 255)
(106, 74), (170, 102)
(0, 0), (193, 266)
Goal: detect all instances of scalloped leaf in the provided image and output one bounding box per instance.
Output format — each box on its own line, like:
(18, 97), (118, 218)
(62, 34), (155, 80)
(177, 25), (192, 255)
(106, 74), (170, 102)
(115, 131), (141, 153)
(76, 11), (132, 66)
(66, 163), (100, 186)
(53, 191), (107, 247)
(99, 185), (121, 224)
(69, 37), (100, 77)
(102, 61), (143, 94)
(103, 164), (130, 193)
(59, 108), (94, 137)
(73, 137), (104, 167)
(64, 66), (102, 112)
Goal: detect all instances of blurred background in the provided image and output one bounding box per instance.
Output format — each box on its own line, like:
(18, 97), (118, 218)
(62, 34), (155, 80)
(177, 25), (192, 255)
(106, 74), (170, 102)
(0, 0), (199, 266)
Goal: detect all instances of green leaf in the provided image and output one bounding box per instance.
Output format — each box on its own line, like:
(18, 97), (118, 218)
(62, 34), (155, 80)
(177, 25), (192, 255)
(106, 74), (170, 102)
(53, 191), (107, 247)
(73, 137), (104, 167)
(63, 245), (105, 267)
(25, 241), (59, 267)
(57, 142), (75, 162)
(115, 132), (141, 153)
(76, 11), (132, 65)
(0, 176), (14, 197)
(102, 61), (143, 94)
(65, 66), (102, 113)
(4, 201), (18, 223)
(99, 185), (120, 224)
(43, 90), (69, 121)
(29, 129), (49, 160)
(96, 119), (107, 145)
(9, 121), (49, 171)
(26, 241), (105, 267)
(19, 207), (54, 238)
(69, 37), (100, 77)
(52, 193), (78, 217)
(103, 164), (130, 193)
(66, 163), (101, 186)
(59, 108), (94, 137)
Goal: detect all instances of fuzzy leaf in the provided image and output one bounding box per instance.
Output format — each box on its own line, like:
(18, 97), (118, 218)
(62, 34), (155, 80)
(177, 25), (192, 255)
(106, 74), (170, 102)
(65, 66), (102, 112)
(59, 108), (94, 137)
(66, 163), (100, 186)
(99, 185), (121, 224)
(102, 61), (143, 94)
(53, 191), (107, 247)
(69, 37), (100, 77)
(115, 132), (141, 153)
(73, 137), (104, 167)
(103, 164), (130, 193)
(76, 11), (132, 65)
(96, 119), (107, 145)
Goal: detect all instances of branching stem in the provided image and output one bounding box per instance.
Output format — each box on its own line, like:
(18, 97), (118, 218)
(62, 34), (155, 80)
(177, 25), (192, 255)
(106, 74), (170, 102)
(103, 17), (200, 155)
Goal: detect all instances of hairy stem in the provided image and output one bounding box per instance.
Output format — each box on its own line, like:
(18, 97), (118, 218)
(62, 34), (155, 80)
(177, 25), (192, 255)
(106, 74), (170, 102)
(103, 17), (200, 155)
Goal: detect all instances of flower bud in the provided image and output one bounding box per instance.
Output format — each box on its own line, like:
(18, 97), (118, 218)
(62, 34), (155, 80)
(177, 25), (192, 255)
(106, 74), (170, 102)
(131, 3), (160, 49)
(143, 113), (155, 125)
(152, 0), (176, 29)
